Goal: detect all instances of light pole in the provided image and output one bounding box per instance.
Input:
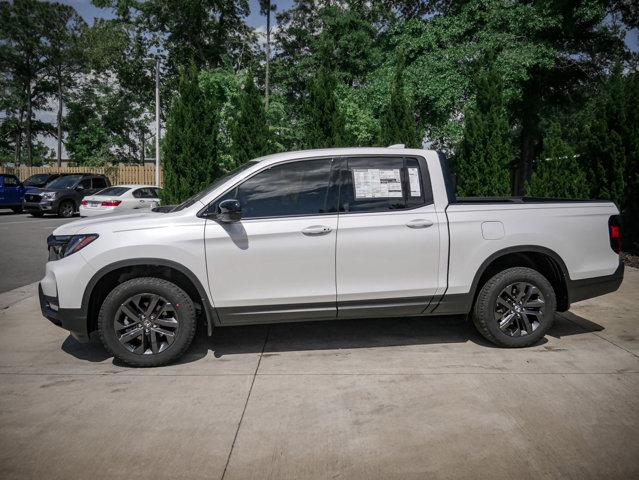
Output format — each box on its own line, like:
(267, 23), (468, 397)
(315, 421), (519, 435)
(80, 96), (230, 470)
(154, 56), (161, 187)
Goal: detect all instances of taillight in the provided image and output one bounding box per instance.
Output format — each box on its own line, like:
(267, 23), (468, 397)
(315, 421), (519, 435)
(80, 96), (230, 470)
(608, 216), (621, 254)
(101, 200), (121, 207)
(81, 200), (88, 206)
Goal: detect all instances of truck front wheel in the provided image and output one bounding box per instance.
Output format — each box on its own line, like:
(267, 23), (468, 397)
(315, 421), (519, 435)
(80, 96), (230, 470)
(98, 277), (197, 367)
(472, 267), (556, 347)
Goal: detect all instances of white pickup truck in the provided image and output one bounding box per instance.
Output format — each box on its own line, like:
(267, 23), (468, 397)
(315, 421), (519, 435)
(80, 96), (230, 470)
(39, 147), (624, 366)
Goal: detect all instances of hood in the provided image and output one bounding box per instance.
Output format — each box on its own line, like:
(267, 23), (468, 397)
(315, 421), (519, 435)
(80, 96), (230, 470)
(53, 210), (164, 236)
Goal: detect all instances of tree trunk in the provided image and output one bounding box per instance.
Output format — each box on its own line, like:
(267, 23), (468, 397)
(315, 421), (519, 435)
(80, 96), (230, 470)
(57, 75), (63, 167)
(265, 0), (271, 110)
(140, 130), (146, 164)
(515, 74), (541, 195)
(14, 108), (24, 167)
(26, 79), (33, 167)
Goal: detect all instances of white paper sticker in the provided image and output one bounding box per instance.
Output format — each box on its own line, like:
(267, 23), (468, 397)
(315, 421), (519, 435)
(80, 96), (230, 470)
(353, 168), (403, 199)
(408, 167), (421, 197)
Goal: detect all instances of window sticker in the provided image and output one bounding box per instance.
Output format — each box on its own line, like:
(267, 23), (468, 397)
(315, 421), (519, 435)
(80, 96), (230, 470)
(353, 168), (403, 198)
(408, 167), (421, 197)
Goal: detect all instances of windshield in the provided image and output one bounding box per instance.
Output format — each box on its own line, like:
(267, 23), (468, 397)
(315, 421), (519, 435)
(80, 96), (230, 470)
(46, 175), (82, 190)
(24, 174), (51, 187)
(171, 161), (258, 212)
(94, 187), (130, 196)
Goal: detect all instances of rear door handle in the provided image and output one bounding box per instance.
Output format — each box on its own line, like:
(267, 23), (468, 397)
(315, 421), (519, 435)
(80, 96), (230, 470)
(406, 219), (434, 229)
(302, 225), (332, 236)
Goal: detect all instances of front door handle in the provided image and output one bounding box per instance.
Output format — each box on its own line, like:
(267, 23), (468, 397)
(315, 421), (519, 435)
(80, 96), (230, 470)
(302, 225), (332, 236)
(406, 219), (434, 229)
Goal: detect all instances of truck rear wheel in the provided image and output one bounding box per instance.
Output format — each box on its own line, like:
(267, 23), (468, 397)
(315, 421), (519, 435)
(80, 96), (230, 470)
(98, 277), (197, 367)
(472, 267), (556, 347)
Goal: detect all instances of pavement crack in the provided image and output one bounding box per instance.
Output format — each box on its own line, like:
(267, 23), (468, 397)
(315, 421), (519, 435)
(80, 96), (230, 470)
(220, 325), (270, 480)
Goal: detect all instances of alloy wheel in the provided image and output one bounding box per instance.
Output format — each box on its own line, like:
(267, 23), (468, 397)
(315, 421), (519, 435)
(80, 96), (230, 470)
(493, 282), (545, 337)
(114, 293), (179, 355)
(60, 202), (74, 217)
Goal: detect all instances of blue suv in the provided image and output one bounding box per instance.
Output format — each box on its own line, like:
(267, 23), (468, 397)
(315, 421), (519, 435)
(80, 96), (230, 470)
(0, 174), (25, 213)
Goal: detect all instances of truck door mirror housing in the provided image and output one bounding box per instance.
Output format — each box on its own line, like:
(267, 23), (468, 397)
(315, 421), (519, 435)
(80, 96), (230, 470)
(216, 199), (242, 223)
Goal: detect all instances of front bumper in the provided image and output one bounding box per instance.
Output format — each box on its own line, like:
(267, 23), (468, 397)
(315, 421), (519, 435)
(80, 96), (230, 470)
(23, 201), (56, 213)
(39, 284), (89, 342)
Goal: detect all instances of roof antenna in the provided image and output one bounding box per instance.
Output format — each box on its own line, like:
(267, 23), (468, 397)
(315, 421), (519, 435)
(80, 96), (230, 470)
(387, 144), (405, 149)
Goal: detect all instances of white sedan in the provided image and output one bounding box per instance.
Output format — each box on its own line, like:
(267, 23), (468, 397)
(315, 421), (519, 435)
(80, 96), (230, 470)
(79, 185), (161, 217)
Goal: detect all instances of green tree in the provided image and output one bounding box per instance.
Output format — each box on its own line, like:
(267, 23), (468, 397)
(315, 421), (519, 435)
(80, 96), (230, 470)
(304, 69), (346, 149)
(161, 65), (221, 204)
(96, 0), (257, 75)
(0, 0), (56, 166)
(580, 67), (628, 208)
(378, 62), (421, 148)
(453, 61), (512, 197)
(231, 74), (270, 165)
(526, 122), (588, 199)
(45, 3), (86, 166)
(623, 71), (639, 251)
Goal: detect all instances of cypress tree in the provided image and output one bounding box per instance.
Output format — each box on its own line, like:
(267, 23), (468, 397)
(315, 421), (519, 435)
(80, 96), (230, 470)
(526, 122), (588, 198)
(379, 63), (421, 148)
(161, 64), (221, 205)
(623, 72), (639, 250)
(580, 67), (627, 209)
(304, 69), (346, 148)
(231, 74), (271, 165)
(453, 62), (513, 197)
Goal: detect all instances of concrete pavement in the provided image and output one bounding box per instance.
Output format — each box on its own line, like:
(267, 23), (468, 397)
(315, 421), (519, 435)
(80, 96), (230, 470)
(0, 270), (637, 479)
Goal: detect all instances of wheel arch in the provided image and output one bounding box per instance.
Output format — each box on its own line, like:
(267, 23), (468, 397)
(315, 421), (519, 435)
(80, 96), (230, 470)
(83, 258), (218, 336)
(469, 246), (571, 312)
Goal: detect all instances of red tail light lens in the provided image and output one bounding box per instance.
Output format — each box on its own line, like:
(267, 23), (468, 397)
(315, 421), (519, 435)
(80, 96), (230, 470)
(608, 216), (621, 254)
(101, 200), (121, 207)
(81, 200), (88, 206)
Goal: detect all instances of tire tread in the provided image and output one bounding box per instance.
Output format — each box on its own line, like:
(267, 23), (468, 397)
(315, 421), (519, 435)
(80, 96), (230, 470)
(98, 277), (197, 367)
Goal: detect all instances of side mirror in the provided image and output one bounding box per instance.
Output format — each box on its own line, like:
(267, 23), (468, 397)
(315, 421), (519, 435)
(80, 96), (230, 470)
(75, 185), (84, 191)
(216, 199), (242, 223)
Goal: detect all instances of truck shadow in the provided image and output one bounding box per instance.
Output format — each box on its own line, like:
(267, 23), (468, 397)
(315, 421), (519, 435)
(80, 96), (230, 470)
(61, 311), (605, 365)
(179, 311), (605, 364)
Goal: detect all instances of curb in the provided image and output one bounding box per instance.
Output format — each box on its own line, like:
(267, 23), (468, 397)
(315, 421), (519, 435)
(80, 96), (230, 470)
(0, 282), (38, 311)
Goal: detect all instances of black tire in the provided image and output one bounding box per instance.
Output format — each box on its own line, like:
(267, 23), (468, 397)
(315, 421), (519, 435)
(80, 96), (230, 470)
(98, 277), (197, 367)
(472, 267), (556, 348)
(30, 211), (44, 217)
(58, 200), (75, 218)
(11, 206), (23, 213)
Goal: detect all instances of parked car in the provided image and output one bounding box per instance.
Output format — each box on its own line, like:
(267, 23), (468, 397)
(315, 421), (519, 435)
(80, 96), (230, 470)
(39, 147), (624, 367)
(24, 173), (111, 218)
(79, 185), (161, 217)
(23, 173), (63, 193)
(0, 174), (25, 213)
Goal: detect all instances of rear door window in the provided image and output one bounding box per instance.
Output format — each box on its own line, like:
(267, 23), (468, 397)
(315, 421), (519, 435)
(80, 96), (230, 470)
(339, 157), (432, 213)
(95, 187), (130, 196)
(78, 178), (92, 189)
(92, 177), (108, 189)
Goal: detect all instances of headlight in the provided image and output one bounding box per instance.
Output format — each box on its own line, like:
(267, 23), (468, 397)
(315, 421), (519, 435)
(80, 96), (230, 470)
(47, 234), (99, 260)
(41, 192), (58, 200)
